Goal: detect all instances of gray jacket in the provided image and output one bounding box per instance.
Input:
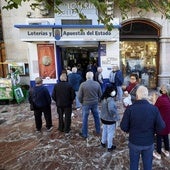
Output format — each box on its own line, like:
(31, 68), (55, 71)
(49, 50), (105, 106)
(78, 79), (102, 105)
(100, 97), (120, 123)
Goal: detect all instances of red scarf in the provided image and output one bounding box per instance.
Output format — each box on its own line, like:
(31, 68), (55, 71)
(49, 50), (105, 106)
(126, 82), (138, 93)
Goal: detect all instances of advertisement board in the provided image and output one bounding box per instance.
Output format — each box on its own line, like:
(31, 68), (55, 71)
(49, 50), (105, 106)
(0, 79), (13, 100)
(13, 87), (25, 103)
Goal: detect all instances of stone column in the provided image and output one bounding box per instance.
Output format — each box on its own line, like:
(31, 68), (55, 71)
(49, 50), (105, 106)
(158, 37), (170, 86)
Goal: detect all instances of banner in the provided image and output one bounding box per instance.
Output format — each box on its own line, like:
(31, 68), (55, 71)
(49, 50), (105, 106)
(37, 44), (56, 79)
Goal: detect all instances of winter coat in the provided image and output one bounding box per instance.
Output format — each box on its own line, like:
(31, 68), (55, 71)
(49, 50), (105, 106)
(120, 99), (165, 146)
(126, 82), (139, 103)
(78, 79), (102, 105)
(155, 94), (170, 135)
(52, 81), (75, 107)
(115, 70), (124, 86)
(100, 97), (120, 124)
(28, 85), (51, 108)
(68, 73), (82, 91)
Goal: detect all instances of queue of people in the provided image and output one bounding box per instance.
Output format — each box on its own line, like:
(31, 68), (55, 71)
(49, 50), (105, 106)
(28, 64), (170, 170)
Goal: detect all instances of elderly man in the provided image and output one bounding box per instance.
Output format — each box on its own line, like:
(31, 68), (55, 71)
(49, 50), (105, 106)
(109, 65), (124, 101)
(95, 66), (104, 92)
(78, 71), (102, 138)
(68, 67), (82, 110)
(120, 85), (165, 170)
(28, 77), (53, 132)
(52, 73), (75, 133)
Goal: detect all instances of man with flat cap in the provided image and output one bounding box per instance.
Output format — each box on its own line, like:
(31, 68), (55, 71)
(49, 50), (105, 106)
(28, 77), (53, 132)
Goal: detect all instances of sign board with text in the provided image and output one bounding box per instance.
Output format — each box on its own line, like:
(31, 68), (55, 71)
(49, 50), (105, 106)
(19, 27), (119, 42)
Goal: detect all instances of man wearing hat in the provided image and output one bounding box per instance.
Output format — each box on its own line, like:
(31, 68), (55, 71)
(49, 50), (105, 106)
(28, 77), (53, 132)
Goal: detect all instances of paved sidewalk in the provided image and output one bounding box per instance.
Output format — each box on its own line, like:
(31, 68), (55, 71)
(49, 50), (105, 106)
(0, 101), (170, 170)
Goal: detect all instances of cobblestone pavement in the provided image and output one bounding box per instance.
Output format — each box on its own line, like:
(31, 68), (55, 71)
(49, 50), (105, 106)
(0, 100), (170, 170)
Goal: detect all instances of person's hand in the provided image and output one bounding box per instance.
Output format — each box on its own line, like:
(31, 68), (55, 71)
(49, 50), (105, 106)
(149, 92), (158, 104)
(122, 85), (126, 90)
(124, 91), (129, 97)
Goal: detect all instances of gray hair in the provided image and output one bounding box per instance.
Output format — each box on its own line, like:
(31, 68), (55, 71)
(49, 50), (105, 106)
(35, 77), (43, 84)
(86, 71), (94, 80)
(72, 67), (77, 73)
(136, 85), (148, 100)
(160, 84), (170, 96)
(97, 67), (102, 72)
(60, 73), (67, 81)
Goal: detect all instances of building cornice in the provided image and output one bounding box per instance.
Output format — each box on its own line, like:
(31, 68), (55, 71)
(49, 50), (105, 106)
(14, 24), (121, 29)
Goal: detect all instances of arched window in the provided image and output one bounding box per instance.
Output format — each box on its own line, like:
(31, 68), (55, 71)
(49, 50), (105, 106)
(120, 19), (161, 89)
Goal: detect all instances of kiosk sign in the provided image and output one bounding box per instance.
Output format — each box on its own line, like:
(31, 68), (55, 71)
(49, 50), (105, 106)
(60, 28), (118, 41)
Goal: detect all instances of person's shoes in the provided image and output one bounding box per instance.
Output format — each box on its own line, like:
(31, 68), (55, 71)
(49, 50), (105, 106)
(58, 128), (64, 132)
(108, 145), (116, 152)
(79, 132), (87, 139)
(101, 142), (106, 148)
(47, 126), (53, 132)
(64, 128), (71, 133)
(36, 129), (41, 133)
(76, 107), (81, 111)
(153, 151), (161, 159)
(161, 148), (170, 157)
(93, 130), (101, 137)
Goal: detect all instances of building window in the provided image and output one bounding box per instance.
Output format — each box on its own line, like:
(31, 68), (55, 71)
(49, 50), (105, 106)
(121, 41), (158, 89)
(120, 19), (160, 89)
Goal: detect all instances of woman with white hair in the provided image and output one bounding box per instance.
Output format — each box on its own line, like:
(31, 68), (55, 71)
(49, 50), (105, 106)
(153, 84), (170, 159)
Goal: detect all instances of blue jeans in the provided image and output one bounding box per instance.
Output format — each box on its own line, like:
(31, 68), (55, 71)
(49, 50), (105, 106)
(128, 142), (154, 170)
(117, 86), (123, 101)
(100, 83), (105, 93)
(81, 103), (100, 137)
(75, 91), (81, 108)
(101, 123), (116, 148)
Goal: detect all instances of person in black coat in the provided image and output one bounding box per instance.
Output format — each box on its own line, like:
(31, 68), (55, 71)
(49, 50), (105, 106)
(52, 73), (75, 133)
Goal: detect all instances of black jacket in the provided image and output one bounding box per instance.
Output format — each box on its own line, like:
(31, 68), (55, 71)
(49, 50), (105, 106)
(52, 81), (75, 107)
(28, 85), (51, 108)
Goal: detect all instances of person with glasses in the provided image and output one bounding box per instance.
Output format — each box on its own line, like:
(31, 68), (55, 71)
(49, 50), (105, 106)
(122, 73), (140, 103)
(153, 84), (170, 159)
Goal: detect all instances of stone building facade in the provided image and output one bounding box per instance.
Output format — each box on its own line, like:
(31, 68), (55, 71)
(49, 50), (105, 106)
(1, 0), (170, 91)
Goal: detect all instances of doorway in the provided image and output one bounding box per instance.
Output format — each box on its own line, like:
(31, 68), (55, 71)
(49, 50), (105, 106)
(61, 47), (98, 79)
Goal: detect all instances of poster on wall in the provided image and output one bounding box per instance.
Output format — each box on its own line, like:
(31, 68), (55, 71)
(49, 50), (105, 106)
(100, 44), (106, 56)
(100, 44), (119, 79)
(101, 56), (118, 78)
(8, 63), (25, 75)
(0, 78), (13, 100)
(37, 44), (56, 79)
(13, 87), (25, 103)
